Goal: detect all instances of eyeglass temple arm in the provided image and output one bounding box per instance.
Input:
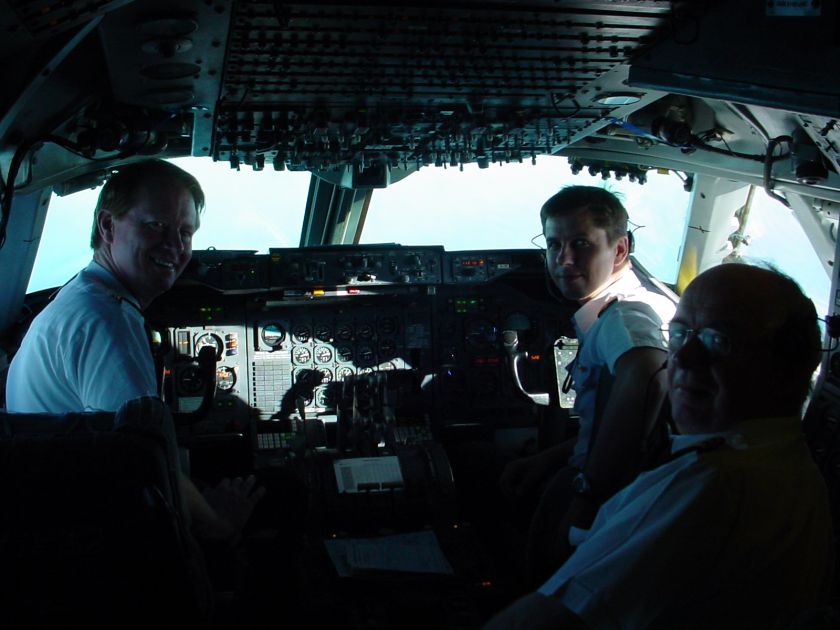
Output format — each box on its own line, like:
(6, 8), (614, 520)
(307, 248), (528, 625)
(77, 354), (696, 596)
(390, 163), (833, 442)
(502, 329), (551, 406)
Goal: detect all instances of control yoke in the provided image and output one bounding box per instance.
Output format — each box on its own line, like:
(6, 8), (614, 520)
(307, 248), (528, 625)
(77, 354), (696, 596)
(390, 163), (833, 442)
(502, 329), (550, 406)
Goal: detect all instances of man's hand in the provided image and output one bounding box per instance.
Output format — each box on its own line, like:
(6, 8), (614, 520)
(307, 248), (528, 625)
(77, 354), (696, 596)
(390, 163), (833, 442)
(199, 475), (267, 543)
(500, 441), (574, 501)
(500, 453), (550, 500)
(553, 495), (599, 563)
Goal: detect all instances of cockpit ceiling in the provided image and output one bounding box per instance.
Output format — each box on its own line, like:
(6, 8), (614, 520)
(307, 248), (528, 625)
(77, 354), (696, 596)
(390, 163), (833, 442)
(1, 1), (682, 178)
(5, 0), (840, 188)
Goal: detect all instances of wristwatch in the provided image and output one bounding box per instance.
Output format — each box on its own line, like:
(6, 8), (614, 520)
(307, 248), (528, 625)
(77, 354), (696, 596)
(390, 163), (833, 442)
(571, 471), (593, 497)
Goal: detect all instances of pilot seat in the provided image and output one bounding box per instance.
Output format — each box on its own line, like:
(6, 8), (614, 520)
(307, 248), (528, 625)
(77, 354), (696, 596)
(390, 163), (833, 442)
(0, 397), (214, 628)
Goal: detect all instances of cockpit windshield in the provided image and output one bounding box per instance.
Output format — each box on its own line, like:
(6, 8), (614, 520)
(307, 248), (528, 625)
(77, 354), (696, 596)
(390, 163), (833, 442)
(29, 156), (828, 318)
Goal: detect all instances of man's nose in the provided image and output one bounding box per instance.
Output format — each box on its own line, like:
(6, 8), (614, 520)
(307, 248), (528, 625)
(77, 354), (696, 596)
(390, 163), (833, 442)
(670, 332), (709, 367)
(554, 244), (574, 266)
(163, 227), (185, 252)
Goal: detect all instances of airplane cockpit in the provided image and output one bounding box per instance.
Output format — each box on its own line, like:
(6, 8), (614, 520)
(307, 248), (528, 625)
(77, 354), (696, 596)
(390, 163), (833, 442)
(2, 1), (840, 627)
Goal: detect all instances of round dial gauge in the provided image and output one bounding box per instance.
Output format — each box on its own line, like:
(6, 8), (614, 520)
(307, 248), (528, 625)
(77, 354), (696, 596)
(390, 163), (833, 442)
(315, 385), (335, 408)
(357, 344), (375, 364)
(292, 346), (312, 364)
(216, 366), (237, 391)
(378, 339), (396, 358)
(337, 366), (355, 381)
(314, 345), (333, 364)
(293, 369), (321, 388)
(178, 365), (205, 395)
(318, 368), (334, 382)
(336, 345), (353, 362)
(378, 316), (398, 335)
(292, 325), (311, 343)
(336, 323), (354, 340)
(194, 332), (223, 360)
(261, 323), (286, 348)
(356, 323), (374, 339)
(314, 323), (332, 342)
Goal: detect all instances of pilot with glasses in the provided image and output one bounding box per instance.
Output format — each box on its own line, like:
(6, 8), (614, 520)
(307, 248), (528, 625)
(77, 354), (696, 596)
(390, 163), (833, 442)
(487, 263), (833, 629)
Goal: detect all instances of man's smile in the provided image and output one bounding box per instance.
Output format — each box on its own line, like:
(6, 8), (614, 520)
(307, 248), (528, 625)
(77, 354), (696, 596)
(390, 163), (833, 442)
(151, 257), (177, 270)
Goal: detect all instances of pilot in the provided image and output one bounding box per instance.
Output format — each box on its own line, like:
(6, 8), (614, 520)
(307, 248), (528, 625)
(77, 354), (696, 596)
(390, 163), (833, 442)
(500, 185), (676, 583)
(487, 263), (834, 629)
(5, 159), (264, 545)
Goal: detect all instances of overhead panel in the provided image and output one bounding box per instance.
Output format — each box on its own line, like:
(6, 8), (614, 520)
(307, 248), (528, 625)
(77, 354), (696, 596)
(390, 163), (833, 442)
(96, 0), (233, 157)
(215, 0), (675, 173)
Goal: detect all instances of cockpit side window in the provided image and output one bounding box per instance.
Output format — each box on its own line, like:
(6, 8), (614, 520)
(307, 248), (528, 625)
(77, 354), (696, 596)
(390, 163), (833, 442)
(732, 190), (830, 320)
(27, 158), (310, 294)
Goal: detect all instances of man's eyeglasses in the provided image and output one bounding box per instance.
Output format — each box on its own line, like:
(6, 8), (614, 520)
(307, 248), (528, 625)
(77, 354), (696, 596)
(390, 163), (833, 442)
(660, 322), (733, 358)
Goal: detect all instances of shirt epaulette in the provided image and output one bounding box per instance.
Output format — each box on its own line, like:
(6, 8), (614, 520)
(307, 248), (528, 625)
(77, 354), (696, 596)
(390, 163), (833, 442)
(597, 296), (619, 318)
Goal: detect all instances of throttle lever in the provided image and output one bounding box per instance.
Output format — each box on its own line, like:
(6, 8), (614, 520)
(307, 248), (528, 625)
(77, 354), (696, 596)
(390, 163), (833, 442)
(502, 329), (550, 406)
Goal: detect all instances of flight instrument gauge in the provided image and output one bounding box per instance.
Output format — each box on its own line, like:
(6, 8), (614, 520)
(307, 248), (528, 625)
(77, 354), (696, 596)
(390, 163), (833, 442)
(378, 316), (398, 335)
(216, 366), (237, 391)
(178, 366), (205, 395)
(336, 323), (354, 340)
(357, 344), (375, 364)
(293, 325), (311, 343)
(195, 332), (224, 360)
(379, 339), (396, 358)
(314, 345), (333, 364)
(314, 323), (332, 342)
(315, 386), (332, 408)
(357, 323), (374, 339)
(261, 323), (286, 348)
(292, 346), (312, 364)
(337, 366), (355, 380)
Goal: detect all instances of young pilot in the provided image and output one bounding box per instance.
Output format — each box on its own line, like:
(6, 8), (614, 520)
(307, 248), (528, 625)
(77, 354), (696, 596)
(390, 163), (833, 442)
(500, 186), (675, 583)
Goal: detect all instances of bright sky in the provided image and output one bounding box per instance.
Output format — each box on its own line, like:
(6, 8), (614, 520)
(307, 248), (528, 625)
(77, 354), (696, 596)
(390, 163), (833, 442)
(28, 155), (830, 317)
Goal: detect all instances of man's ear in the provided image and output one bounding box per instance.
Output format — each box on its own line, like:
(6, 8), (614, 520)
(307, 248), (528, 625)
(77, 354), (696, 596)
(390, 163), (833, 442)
(96, 209), (115, 245)
(613, 233), (630, 268)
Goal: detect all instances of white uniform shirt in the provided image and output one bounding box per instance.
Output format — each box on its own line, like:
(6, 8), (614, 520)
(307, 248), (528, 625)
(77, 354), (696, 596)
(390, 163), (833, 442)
(539, 416), (834, 629)
(567, 267), (676, 469)
(6, 260), (158, 413)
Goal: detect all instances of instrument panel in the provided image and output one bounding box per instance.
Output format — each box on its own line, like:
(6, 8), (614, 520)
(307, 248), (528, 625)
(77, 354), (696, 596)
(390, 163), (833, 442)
(147, 246), (575, 453)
